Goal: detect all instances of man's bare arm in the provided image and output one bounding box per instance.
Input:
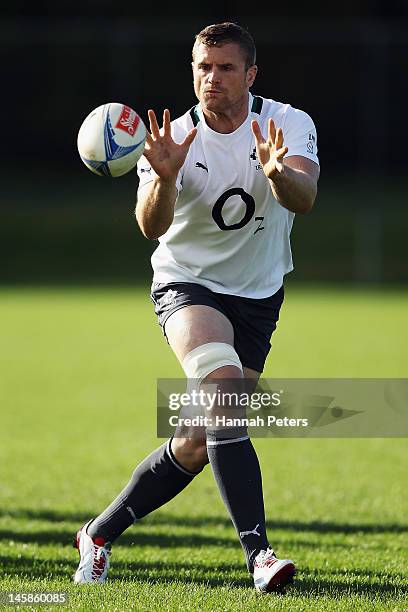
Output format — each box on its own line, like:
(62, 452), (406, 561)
(134, 108), (196, 240)
(251, 119), (319, 214)
(136, 178), (178, 240)
(269, 155), (319, 214)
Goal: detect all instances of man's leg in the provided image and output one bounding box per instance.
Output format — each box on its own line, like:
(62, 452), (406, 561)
(87, 438), (203, 543)
(74, 430), (206, 583)
(165, 306), (270, 573)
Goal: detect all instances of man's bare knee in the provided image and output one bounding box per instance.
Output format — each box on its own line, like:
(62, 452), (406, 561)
(171, 437), (209, 471)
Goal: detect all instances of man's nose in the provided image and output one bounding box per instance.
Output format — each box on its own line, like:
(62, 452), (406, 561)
(207, 70), (221, 83)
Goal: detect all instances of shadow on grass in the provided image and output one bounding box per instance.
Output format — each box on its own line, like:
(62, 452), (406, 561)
(293, 571), (406, 598)
(0, 553), (405, 597)
(0, 529), (365, 554)
(0, 528), (232, 548)
(1, 508), (407, 535)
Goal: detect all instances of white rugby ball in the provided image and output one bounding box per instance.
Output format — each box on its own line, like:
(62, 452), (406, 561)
(77, 102), (146, 177)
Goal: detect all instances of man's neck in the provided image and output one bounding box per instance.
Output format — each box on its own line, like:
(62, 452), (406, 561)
(202, 93), (250, 134)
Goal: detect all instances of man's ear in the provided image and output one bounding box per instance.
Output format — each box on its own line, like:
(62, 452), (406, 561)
(247, 65), (258, 87)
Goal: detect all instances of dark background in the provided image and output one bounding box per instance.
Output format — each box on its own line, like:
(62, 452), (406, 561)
(2, 2), (407, 285)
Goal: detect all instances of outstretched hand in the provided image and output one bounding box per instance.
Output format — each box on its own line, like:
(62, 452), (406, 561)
(251, 118), (288, 180)
(144, 109), (197, 183)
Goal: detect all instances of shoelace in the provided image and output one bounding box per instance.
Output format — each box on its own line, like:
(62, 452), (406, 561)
(91, 543), (111, 580)
(255, 547), (277, 568)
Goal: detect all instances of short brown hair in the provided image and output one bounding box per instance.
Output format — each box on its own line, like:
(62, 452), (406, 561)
(193, 22), (256, 70)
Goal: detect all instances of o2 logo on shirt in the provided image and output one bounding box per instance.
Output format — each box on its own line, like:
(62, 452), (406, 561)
(212, 188), (264, 234)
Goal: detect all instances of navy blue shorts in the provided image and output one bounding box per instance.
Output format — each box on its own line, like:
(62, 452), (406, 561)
(150, 282), (284, 373)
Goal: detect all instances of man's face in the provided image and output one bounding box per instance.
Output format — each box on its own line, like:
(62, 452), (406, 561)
(192, 42), (257, 113)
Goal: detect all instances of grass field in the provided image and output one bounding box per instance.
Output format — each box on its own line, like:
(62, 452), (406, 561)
(1, 286), (407, 611)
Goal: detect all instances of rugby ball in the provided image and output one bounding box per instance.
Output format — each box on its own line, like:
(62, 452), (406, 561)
(77, 102), (146, 177)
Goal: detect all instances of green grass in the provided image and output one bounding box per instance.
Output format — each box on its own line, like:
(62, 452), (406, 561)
(0, 286), (407, 611)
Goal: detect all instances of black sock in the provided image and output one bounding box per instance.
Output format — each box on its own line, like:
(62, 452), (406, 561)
(88, 439), (199, 542)
(206, 431), (269, 573)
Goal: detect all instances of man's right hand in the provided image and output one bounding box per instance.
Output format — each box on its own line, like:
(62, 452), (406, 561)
(144, 109), (197, 184)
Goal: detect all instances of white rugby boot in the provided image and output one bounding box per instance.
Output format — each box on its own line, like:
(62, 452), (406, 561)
(253, 547), (296, 594)
(73, 520), (111, 584)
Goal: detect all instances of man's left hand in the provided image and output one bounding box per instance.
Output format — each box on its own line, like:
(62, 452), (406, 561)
(251, 118), (288, 180)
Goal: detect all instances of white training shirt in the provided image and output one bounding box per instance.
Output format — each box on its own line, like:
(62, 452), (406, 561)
(137, 92), (319, 298)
